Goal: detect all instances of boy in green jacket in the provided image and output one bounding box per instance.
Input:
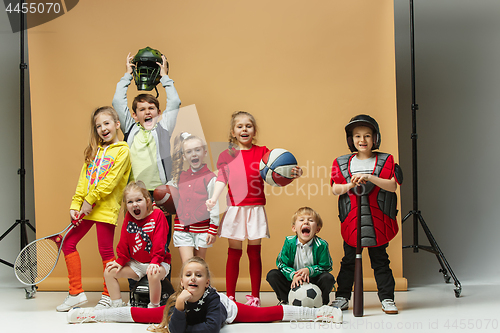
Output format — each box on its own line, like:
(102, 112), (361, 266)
(266, 207), (335, 305)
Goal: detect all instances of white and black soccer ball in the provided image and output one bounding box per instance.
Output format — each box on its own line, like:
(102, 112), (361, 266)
(288, 283), (322, 308)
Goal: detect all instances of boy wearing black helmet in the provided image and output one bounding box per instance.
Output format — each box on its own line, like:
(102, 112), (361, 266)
(329, 115), (403, 314)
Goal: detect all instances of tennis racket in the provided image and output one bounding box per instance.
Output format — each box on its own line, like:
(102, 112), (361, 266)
(14, 214), (85, 286)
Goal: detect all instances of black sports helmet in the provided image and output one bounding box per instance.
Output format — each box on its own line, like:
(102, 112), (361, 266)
(132, 46), (166, 91)
(345, 114), (381, 152)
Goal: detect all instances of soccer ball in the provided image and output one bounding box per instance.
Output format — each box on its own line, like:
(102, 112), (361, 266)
(288, 283), (322, 308)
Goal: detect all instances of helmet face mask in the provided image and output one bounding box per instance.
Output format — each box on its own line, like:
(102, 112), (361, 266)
(132, 47), (164, 91)
(345, 114), (381, 152)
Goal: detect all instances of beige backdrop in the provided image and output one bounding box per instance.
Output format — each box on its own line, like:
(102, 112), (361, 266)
(28, 0), (405, 292)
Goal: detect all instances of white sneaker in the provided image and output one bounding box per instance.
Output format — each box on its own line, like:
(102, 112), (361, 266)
(148, 302), (160, 308)
(67, 307), (98, 323)
(56, 293), (88, 312)
(315, 305), (343, 323)
(94, 295), (111, 309)
(381, 299), (398, 314)
(111, 300), (127, 308)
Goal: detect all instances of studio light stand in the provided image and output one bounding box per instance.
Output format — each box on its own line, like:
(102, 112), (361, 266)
(0, 1), (37, 298)
(402, 0), (461, 298)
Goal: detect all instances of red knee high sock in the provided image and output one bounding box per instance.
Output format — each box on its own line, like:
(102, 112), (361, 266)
(247, 244), (262, 298)
(226, 248), (243, 298)
(234, 302), (283, 323)
(130, 306), (165, 323)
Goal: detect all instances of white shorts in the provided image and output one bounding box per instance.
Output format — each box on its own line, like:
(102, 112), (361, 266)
(219, 206), (269, 241)
(127, 259), (171, 280)
(219, 293), (238, 324)
(173, 230), (213, 250)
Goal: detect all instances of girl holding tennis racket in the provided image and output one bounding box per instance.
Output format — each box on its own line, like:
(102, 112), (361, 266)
(57, 106), (131, 312)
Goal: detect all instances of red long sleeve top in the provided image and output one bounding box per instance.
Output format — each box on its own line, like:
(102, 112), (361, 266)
(116, 209), (171, 266)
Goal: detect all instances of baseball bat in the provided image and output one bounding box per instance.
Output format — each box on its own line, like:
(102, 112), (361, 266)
(353, 185), (364, 317)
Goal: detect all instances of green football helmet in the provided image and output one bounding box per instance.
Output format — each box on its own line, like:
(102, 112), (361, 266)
(132, 46), (167, 91)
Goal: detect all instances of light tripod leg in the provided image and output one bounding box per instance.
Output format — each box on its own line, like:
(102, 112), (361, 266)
(417, 213), (462, 298)
(25, 285), (37, 299)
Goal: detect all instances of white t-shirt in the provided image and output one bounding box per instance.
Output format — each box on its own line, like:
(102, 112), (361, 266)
(350, 155), (376, 175)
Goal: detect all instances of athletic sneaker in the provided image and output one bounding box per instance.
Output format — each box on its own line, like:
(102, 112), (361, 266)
(67, 307), (98, 323)
(381, 299), (398, 314)
(110, 300), (128, 308)
(329, 297), (348, 311)
(148, 302), (160, 308)
(315, 305), (343, 323)
(244, 295), (260, 307)
(56, 293), (88, 312)
(94, 295), (111, 309)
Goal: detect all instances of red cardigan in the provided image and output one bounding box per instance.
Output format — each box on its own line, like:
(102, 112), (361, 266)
(174, 165), (218, 235)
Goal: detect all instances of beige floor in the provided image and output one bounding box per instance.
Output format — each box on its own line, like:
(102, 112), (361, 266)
(1, 270), (499, 333)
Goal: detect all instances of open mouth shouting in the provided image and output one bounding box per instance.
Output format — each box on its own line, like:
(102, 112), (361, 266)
(301, 225), (311, 238)
(141, 115), (158, 130)
(133, 207), (141, 217)
(293, 214), (320, 244)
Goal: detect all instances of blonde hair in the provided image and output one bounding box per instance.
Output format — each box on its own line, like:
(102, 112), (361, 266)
(123, 181), (153, 214)
(170, 133), (207, 184)
(291, 206), (323, 228)
(83, 106), (121, 164)
(227, 111), (258, 153)
(149, 257), (211, 333)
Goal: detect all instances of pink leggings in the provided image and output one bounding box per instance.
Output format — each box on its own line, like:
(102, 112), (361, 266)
(130, 302), (283, 324)
(61, 219), (115, 260)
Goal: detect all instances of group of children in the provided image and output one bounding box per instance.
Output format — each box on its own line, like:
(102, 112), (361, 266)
(57, 53), (403, 331)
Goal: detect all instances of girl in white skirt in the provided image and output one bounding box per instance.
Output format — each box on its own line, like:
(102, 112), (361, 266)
(205, 111), (302, 306)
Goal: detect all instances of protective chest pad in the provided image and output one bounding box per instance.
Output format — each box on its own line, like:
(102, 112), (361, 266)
(394, 163), (403, 185)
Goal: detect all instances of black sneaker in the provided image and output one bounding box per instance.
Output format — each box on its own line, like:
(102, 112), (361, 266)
(329, 297), (348, 310)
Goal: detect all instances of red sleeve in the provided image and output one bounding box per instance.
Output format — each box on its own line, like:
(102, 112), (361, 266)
(330, 158), (346, 186)
(115, 214), (132, 267)
(379, 154), (396, 181)
(215, 150), (230, 184)
(149, 210), (169, 265)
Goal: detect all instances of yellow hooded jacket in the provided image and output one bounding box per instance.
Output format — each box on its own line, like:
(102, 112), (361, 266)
(70, 141), (131, 225)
